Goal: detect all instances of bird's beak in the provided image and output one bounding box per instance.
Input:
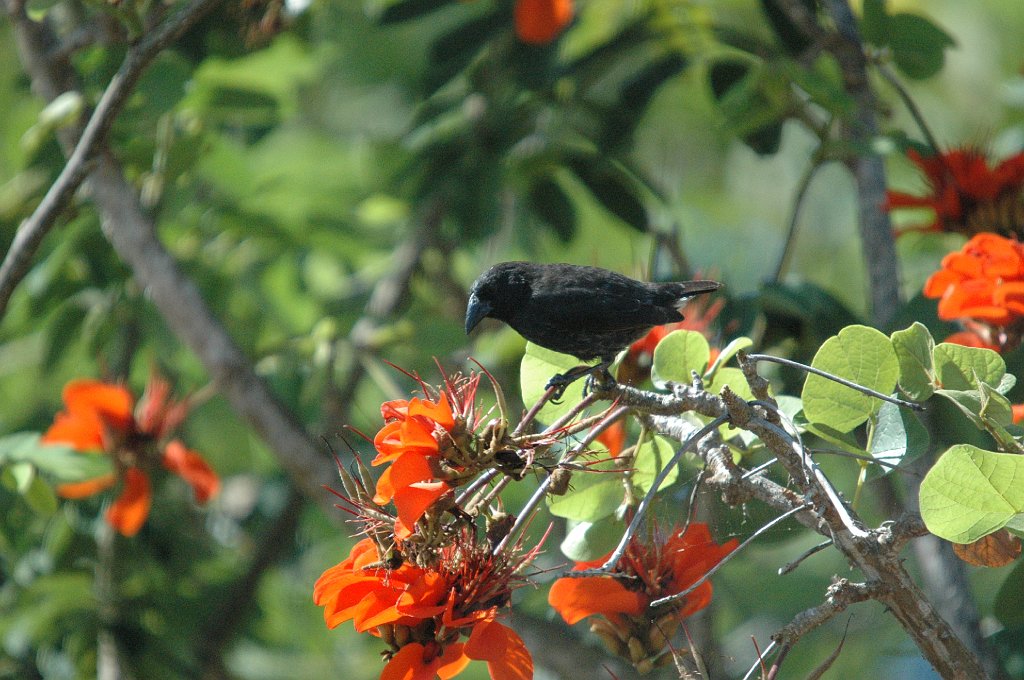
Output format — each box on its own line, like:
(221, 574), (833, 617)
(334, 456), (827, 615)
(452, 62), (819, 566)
(465, 293), (492, 334)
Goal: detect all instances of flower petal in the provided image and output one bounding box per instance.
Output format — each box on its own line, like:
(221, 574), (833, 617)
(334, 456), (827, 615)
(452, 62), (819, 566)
(393, 482), (450, 540)
(57, 473), (117, 499)
(514, 0), (573, 44)
(106, 467), (151, 536)
(62, 381), (134, 429)
(162, 440), (219, 503)
(464, 620), (533, 680)
(547, 572), (645, 625)
(381, 642), (468, 680)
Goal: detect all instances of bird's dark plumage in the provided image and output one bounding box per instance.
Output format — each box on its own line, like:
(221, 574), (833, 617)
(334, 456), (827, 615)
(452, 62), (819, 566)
(465, 262), (722, 366)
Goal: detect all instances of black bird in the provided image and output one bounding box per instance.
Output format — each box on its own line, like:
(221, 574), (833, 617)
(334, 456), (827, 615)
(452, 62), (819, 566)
(465, 262), (722, 394)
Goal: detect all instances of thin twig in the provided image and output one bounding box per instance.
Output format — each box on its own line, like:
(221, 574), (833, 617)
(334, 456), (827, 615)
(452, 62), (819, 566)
(594, 416), (728, 573)
(746, 354), (923, 411)
(778, 539), (833, 575)
(874, 62), (942, 154)
(649, 504), (810, 608)
(772, 156), (826, 282)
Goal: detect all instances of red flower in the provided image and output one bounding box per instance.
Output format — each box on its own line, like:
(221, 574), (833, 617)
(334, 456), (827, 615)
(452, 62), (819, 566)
(923, 233), (1024, 327)
(514, 0), (573, 44)
(372, 393), (458, 539)
(548, 522), (736, 670)
(314, 536), (534, 680)
(886, 147), (1024, 236)
(943, 330), (1001, 352)
(42, 377), (219, 536)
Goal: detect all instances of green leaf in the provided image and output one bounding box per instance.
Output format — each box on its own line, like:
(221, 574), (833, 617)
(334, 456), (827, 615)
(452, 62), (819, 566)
(935, 389), (988, 430)
(4, 460), (35, 493)
(651, 330), (710, 385)
(868, 401), (929, 473)
(933, 342), (1005, 391)
(706, 367), (756, 402)
(889, 12), (956, 80)
(805, 422), (866, 457)
(860, 0), (889, 45)
(705, 336), (754, 379)
(0, 433), (112, 482)
(919, 444), (1024, 543)
(22, 475), (58, 516)
(547, 469), (623, 522)
(801, 325), (899, 432)
(632, 435), (680, 494)
(566, 157), (648, 232)
(527, 177), (576, 243)
(890, 322), (936, 400)
(560, 517), (622, 562)
(520, 342), (596, 424)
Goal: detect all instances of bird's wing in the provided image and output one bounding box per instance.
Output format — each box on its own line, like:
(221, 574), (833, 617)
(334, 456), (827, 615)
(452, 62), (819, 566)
(523, 275), (678, 332)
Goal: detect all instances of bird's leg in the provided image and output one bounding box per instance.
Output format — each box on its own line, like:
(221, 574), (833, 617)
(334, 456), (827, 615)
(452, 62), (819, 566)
(546, 362), (612, 402)
(582, 363), (615, 397)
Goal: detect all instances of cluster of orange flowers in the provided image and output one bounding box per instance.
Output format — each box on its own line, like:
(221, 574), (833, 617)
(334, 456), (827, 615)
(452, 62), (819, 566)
(890, 147), (1024, 352)
(549, 523), (737, 672)
(308, 368), (738, 680)
(43, 377), (219, 536)
(315, 535), (533, 680)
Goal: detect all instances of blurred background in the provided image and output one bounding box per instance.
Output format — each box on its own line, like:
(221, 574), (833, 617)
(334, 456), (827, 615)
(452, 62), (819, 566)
(3, 0), (1024, 677)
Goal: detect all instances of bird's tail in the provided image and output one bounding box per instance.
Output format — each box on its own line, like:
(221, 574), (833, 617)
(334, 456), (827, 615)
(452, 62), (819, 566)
(676, 280), (722, 297)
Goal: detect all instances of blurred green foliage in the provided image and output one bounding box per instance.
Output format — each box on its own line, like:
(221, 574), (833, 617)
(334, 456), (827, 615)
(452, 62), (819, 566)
(3, 0), (1024, 678)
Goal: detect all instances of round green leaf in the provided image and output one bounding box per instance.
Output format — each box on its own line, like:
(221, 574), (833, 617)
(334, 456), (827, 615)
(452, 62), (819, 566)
(933, 342), (1006, 391)
(546, 469), (623, 522)
(632, 435), (680, 494)
(801, 325), (899, 432)
(560, 517), (623, 562)
(919, 444), (1024, 543)
(520, 342), (596, 424)
(889, 12), (955, 80)
(868, 400), (929, 474)
(652, 330), (710, 385)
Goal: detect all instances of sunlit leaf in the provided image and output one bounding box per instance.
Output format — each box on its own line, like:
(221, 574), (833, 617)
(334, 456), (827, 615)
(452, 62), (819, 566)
(801, 325), (899, 432)
(919, 444), (1024, 543)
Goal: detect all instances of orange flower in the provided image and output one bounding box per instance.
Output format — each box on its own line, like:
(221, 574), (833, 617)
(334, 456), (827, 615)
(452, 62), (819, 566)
(548, 522), (736, 670)
(886, 147), (1024, 236)
(514, 0), (573, 44)
(943, 330), (1001, 352)
(923, 233), (1024, 327)
(42, 377), (219, 536)
(372, 393), (457, 539)
(314, 536), (534, 680)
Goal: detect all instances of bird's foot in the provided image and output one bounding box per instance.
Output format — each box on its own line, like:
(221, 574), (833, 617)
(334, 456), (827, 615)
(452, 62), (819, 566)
(545, 363), (612, 403)
(582, 366), (615, 397)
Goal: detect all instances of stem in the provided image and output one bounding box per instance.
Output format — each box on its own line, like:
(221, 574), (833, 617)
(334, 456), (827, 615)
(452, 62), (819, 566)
(746, 354), (923, 411)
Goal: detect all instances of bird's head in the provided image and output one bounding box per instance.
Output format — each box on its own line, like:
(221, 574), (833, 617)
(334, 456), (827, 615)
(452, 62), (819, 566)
(465, 262), (533, 334)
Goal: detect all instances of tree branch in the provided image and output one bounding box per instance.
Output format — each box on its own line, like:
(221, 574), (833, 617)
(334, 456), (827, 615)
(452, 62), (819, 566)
(0, 0), (223, 320)
(823, 0), (902, 327)
(591, 372), (990, 679)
